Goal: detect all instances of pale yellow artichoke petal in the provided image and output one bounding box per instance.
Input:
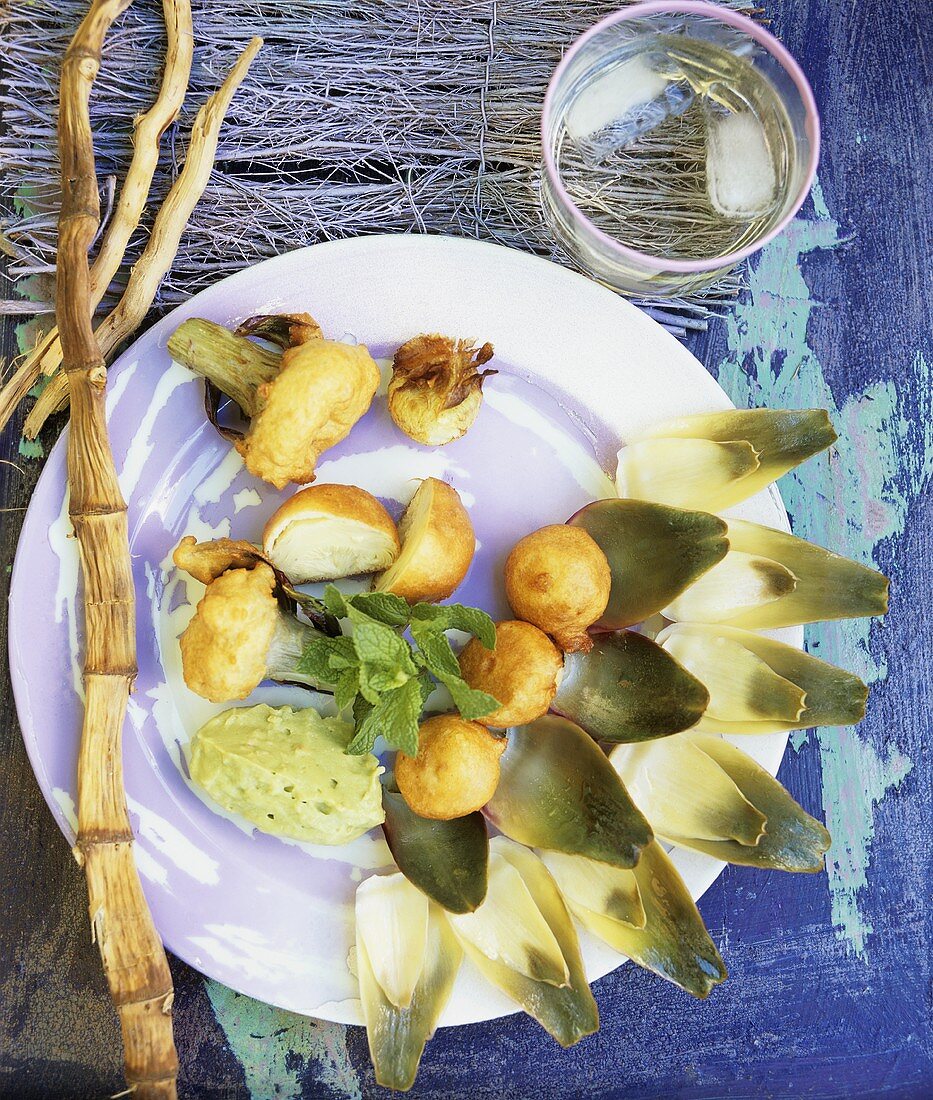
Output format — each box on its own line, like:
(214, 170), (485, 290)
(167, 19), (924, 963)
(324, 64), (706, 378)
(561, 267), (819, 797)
(629, 408), (837, 508)
(358, 900), (462, 1092)
(447, 853), (569, 987)
(610, 738), (766, 846)
(660, 734), (831, 871)
(657, 622), (868, 731)
(452, 837), (598, 1047)
(717, 518), (890, 629)
(551, 841), (726, 999)
(615, 437), (760, 511)
(662, 551), (796, 624)
(356, 872), (429, 1010)
(659, 627), (807, 724)
(540, 849), (646, 929)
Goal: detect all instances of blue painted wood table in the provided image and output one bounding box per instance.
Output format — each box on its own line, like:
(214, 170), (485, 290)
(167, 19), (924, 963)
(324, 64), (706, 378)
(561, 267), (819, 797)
(0, 0), (930, 1095)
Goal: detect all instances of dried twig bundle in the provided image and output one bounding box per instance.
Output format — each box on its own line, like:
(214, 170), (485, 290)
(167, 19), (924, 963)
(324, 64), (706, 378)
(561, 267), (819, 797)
(0, 0), (756, 383)
(0, 0), (194, 435)
(24, 35), (263, 437)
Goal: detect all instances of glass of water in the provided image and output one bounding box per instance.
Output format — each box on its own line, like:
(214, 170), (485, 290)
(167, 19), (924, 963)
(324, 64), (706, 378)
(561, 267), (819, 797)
(541, 1), (819, 296)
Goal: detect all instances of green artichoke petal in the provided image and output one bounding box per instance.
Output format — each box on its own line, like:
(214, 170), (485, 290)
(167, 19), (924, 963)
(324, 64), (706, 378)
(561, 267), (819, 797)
(662, 734), (832, 871)
(662, 550), (797, 624)
(553, 630), (709, 743)
(382, 786), (489, 914)
(485, 714), (653, 868)
(714, 518), (890, 629)
(610, 738), (766, 846)
(623, 408), (837, 511)
(568, 498), (729, 628)
(616, 437), (760, 512)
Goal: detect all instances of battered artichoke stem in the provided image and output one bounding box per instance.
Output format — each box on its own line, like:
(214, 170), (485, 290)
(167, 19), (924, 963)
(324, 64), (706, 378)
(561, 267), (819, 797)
(167, 316), (380, 488)
(174, 541), (325, 703)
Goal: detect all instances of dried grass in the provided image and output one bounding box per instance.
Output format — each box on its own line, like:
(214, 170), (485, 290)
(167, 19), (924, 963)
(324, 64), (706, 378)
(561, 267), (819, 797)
(0, 0), (757, 335)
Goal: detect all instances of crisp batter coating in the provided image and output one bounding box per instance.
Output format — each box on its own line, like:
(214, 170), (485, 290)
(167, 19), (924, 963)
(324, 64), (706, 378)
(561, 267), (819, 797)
(395, 714), (505, 820)
(388, 333), (495, 446)
(263, 483), (400, 583)
(373, 478), (475, 603)
(179, 564), (279, 702)
(238, 339), (381, 489)
(173, 534), (264, 585)
(505, 525), (611, 653)
(458, 620), (563, 728)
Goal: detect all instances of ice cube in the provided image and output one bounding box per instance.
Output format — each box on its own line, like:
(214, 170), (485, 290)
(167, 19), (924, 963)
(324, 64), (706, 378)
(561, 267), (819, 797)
(566, 53), (672, 142)
(705, 108), (778, 219)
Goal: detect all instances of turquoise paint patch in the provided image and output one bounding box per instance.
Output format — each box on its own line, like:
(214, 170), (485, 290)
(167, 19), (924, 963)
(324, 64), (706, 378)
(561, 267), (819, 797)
(17, 437), (44, 459)
(717, 180), (929, 958)
(205, 980), (360, 1100)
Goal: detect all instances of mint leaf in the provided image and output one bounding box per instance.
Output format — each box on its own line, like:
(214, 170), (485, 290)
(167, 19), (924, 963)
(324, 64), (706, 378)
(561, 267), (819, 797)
(347, 703), (382, 755)
(360, 661), (411, 696)
(416, 670), (437, 706)
(347, 678), (422, 757)
(411, 624), (499, 721)
(411, 624), (461, 680)
(377, 678), (423, 756)
(347, 591), (411, 627)
(445, 678), (500, 722)
(410, 603), (497, 649)
(352, 620), (418, 677)
(353, 695), (374, 727)
(296, 635), (358, 684)
(334, 667), (360, 712)
(323, 584), (348, 620)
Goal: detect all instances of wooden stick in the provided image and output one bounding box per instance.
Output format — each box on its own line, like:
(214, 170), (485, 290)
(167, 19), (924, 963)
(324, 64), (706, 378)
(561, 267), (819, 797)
(57, 2), (178, 1096)
(0, 0), (193, 437)
(23, 36), (263, 440)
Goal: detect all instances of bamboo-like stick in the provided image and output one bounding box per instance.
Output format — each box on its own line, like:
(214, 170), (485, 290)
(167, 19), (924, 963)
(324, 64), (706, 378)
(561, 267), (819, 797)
(0, 0), (193, 437)
(23, 36), (263, 439)
(57, 2), (178, 1096)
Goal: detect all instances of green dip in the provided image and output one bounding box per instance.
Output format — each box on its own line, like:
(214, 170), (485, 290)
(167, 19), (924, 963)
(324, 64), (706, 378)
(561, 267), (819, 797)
(189, 704), (385, 845)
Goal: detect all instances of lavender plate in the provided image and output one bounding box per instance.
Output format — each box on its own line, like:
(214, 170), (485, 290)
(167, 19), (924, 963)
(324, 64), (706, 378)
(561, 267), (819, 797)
(9, 236), (799, 1026)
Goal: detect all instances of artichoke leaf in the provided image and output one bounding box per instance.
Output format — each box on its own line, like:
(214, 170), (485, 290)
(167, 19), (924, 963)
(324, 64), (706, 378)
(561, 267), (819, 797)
(622, 408), (837, 511)
(657, 623), (868, 732)
(357, 894), (462, 1092)
(660, 630), (807, 724)
(715, 518), (890, 629)
(447, 854), (569, 987)
(553, 631), (709, 743)
(452, 838), (599, 1047)
(547, 841), (727, 999)
(568, 498), (729, 628)
(382, 786), (489, 914)
(540, 849), (646, 929)
(616, 437), (760, 512)
(355, 872), (429, 1009)
(610, 738), (766, 846)
(662, 551), (797, 624)
(484, 714), (653, 868)
(663, 734), (832, 871)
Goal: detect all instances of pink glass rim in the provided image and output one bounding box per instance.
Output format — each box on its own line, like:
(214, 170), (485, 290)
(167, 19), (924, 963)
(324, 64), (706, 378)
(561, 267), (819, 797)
(541, 0), (821, 274)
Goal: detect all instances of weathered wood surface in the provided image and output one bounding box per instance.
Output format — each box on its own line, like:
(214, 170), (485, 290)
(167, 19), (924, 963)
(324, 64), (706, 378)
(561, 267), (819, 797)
(1, 0), (930, 1095)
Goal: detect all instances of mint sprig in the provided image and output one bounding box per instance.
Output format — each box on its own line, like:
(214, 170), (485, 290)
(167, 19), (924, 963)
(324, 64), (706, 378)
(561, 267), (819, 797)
(298, 586), (499, 756)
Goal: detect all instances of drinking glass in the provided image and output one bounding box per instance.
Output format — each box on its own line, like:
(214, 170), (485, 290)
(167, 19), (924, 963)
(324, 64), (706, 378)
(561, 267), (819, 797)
(541, 1), (820, 296)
